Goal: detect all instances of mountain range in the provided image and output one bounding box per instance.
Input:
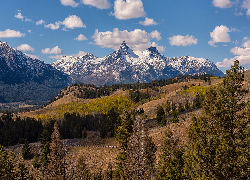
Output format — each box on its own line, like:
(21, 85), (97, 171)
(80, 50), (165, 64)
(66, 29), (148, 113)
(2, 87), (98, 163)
(0, 41), (224, 104)
(51, 41), (224, 86)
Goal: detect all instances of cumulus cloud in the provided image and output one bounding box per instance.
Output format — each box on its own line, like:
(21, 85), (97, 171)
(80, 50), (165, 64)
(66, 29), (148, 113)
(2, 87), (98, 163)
(82, 0), (111, 9)
(150, 30), (162, 41)
(15, 11), (24, 20)
(15, 10), (32, 22)
(25, 53), (40, 60)
(36, 19), (46, 25)
(75, 34), (88, 41)
(0, 29), (25, 38)
(212, 0), (232, 8)
(17, 44), (35, 52)
(42, 46), (63, 54)
(45, 21), (61, 30)
(92, 28), (165, 52)
(62, 15), (86, 29)
(60, 0), (79, 7)
(113, 0), (146, 20)
(216, 38), (250, 68)
(44, 15), (85, 30)
(139, 17), (158, 26)
(151, 42), (165, 52)
(169, 35), (197, 46)
(28, 30), (31, 33)
(242, 0), (250, 16)
(208, 25), (231, 47)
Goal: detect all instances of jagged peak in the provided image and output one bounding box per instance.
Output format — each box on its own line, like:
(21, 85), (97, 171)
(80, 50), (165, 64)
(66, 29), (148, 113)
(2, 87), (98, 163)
(147, 46), (159, 54)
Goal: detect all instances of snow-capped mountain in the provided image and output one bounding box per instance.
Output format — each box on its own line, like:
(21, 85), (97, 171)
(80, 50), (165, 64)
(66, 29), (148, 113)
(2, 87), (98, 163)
(51, 41), (224, 85)
(0, 41), (69, 86)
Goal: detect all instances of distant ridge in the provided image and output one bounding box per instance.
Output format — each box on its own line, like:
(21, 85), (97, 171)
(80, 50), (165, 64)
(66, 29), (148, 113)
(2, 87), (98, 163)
(51, 41), (224, 86)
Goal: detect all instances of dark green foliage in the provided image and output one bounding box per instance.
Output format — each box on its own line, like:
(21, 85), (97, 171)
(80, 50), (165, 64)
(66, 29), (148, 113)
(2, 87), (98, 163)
(82, 127), (87, 138)
(178, 103), (185, 113)
(21, 139), (31, 160)
(32, 153), (39, 169)
(40, 141), (50, 173)
(45, 121), (66, 180)
(184, 99), (190, 111)
(157, 129), (185, 180)
(185, 60), (250, 179)
(125, 117), (156, 180)
(192, 92), (203, 109)
(0, 145), (17, 179)
(165, 100), (170, 115)
(0, 114), (43, 147)
(172, 109), (179, 123)
(156, 105), (165, 124)
(16, 162), (29, 180)
(129, 89), (150, 103)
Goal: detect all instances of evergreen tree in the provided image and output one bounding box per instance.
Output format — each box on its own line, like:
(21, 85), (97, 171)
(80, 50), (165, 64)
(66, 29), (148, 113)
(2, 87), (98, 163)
(32, 153), (39, 169)
(165, 100), (171, 115)
(125, 116), (156, 180)
(0, 145), (17, 179)
(172, 109), (179, 123)
(157, 129), (185, 180)
(21, 139), (31, 160)
(114, 111), (134, 180)
(156, 105), (165, 124)
(45, 121), (66, 180)
(185, 60), (250, 179)
(16, 162), (29, 180)
(82, 127), (87, 139)
(40, 141), (50, 174)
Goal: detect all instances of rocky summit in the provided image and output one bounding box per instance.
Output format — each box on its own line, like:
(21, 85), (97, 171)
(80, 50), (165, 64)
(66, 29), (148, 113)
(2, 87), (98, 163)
(51, 41), (224, 86)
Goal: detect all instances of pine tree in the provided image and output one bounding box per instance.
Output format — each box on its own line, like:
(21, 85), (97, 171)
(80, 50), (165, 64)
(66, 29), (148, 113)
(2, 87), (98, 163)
(172, 109), (179, 123)
(165, 100), (171, 115)
(40, 141), (50, 174)
(0, 145), (17, 179)
(21, 139), (31, 160)
(156, 105), (165, 124)
(125, 116), (156, 180)
(32, 153), (39, 169)
(16, 162), (29, 180)
(157, 129), (185, 180)
(185, 60), (250, 179)
(45, 121), (66, 180)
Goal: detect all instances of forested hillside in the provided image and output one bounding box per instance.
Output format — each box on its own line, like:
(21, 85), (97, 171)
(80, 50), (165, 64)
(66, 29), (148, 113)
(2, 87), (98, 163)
(1, 61), (250, 179)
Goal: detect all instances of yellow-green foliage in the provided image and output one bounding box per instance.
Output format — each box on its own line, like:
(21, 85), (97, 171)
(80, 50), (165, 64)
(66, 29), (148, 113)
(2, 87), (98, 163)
(180, 85), (207, 97)
(38, 95), (134, 120)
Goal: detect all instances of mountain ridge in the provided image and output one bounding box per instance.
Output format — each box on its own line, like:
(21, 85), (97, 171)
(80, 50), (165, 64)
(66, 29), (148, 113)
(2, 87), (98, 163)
(51, 41), (224, 86)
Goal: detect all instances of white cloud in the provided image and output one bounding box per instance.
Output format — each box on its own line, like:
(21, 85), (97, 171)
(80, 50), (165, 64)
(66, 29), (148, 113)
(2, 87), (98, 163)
(42, 46), (63, 54)
(151, 42), (165, 53)
(17, 44), (35, 52)
(216, 58), (234, 67)
(25, 53), (40, 60)
(75, 34), (88, 41)
(28, 30), (31, 33)
(212, 0), (232, 8)
(45, 21), (61, 30)
(48, 55), (65, 60)
(217, 38), (250, 68)
(36, 19), (46, 25)
(82, 0), (111, 9)
(44, 15), (85, 30)
(25, 18), (32, 22)
(0, 29), (25, 38)
(150, 30), (162, 41)
(75, 51), (87, 56)
(242, 0), (250, 16)
(113, 0), (146, 20)
(208, 25), (231, 47)
(169, 35), (197, 46)
(60, 0), (79, 7)
(15, 11), (24, 20)
(139, 17), (158, 26)
(92, 28), (165, 52)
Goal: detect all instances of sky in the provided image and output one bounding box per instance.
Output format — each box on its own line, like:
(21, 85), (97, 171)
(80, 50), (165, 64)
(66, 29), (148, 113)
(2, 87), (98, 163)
(0, 0), (250, 73)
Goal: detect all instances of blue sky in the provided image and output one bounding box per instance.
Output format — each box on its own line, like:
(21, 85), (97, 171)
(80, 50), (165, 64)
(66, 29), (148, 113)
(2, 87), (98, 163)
(0, 0), (250, 72)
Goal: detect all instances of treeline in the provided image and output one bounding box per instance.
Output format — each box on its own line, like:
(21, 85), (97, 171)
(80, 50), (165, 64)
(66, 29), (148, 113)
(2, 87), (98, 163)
(49, 74), (216, 104)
